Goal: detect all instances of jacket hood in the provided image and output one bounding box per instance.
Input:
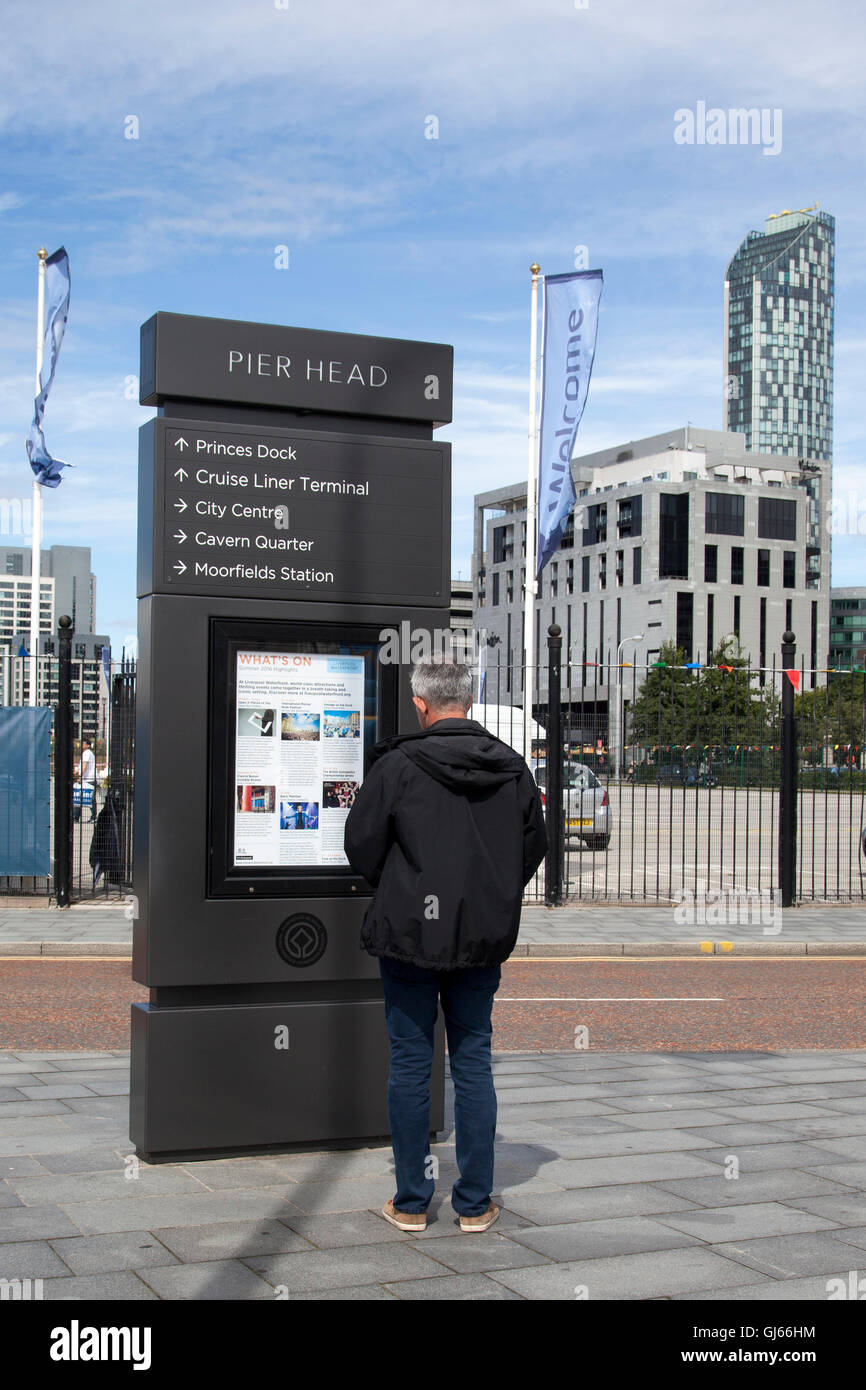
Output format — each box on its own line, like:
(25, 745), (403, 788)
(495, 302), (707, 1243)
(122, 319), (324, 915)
(370, 718), (527, 792)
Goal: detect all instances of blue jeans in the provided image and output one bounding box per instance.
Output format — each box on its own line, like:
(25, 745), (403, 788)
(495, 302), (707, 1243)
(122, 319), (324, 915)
(378, 955), (501, 1217)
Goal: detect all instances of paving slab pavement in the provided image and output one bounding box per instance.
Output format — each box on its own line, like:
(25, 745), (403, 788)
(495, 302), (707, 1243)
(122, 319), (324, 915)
(3, 903), (866, 953)
(2, 1049), (866, 1300)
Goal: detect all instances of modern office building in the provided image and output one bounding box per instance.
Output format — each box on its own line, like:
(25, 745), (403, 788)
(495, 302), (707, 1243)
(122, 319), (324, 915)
(829, 589), (866, 671)
(450, 579), (473, 631)
(473, 426), (830, 738)
(0, 544), (97, 636)
(0, 545), (107, 736)
(0, 573), (54, 648)
(724, 207), (834, 461)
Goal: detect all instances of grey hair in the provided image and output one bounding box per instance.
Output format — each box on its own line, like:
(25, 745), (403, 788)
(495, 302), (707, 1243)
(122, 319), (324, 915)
(411, 660), (474, 712)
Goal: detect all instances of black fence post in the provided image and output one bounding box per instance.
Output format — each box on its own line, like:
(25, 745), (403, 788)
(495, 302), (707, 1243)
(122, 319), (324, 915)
(108, 656), (137, 888)
(545, 623), (564, 906)
(54, 615), (73, 908)
(779, 629), (798, 908)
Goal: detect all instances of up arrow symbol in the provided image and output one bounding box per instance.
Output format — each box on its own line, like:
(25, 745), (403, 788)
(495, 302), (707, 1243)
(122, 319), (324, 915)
(173, 560), (187, 575)
(175, 437), (189, 451)
(174, 498), (188, 513)
(174, 466), (188, 481)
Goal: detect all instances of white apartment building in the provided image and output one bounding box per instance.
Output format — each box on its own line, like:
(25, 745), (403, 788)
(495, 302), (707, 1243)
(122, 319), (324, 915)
(473, 426), (829, 736)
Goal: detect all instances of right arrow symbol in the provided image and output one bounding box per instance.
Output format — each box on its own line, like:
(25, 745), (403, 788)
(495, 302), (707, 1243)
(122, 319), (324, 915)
(173, 529), (187, 544)
(173, 561), (187, 575)
(173, 498), (187, 513)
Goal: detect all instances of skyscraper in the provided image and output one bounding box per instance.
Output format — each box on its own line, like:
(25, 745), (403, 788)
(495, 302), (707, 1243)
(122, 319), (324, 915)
(724, 207), (834, 461)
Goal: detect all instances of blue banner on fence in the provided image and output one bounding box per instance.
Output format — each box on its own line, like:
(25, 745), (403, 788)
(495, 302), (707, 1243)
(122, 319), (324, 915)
(536, 269), (603, 574)
(0, 707), (52, 876)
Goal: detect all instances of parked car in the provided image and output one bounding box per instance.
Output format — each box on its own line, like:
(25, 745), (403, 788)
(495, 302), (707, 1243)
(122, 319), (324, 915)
(654, 763), (717, 787)
(533, 761), (610, 850)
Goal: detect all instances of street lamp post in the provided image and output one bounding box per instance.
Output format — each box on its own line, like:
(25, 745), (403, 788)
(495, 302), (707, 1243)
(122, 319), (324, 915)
(613, 634), (644, 782)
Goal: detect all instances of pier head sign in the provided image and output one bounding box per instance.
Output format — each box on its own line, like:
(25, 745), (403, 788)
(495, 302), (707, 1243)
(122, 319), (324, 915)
(140, 311), (453, 425)
(138, 314), (452, 607)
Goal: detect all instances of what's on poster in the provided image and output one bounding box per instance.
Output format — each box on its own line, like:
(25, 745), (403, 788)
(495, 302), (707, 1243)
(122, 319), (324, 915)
(233, 651), (365, 867)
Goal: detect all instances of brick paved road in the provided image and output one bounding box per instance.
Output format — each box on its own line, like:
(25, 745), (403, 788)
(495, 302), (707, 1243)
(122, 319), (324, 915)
(2, 958), (866, 1052)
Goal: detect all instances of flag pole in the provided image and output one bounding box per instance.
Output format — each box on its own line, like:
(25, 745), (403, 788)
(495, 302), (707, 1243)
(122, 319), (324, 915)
(29, 247), (47, 707)
(523, 262), (541, 769)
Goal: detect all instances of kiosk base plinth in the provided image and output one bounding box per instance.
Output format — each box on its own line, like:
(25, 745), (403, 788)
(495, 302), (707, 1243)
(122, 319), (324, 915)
(130, 998), (445, 1160)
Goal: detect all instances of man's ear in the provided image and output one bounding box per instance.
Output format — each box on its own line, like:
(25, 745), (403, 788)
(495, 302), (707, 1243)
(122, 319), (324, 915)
(412, 695), (427, 724)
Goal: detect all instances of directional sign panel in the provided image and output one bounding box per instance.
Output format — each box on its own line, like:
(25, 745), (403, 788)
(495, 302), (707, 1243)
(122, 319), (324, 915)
(138, 417), (450, 604)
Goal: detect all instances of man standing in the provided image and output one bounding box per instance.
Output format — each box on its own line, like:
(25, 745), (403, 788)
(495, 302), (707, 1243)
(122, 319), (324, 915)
(80, 738), (97, 823)
(344, 660), (547, 1234)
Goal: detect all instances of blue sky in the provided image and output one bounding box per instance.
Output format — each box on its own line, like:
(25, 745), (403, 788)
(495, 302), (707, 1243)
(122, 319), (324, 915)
(1, 0), (864, 655)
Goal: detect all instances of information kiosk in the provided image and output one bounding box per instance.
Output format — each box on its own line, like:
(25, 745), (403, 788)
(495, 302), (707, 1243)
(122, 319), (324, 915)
(130, 312), (452, 1160)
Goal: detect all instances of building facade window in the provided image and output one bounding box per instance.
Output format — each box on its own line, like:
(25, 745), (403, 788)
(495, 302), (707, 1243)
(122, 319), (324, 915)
(758, 496), (797, 541)
(615, 550), (624, 586)
(493, 526), (512, 564)
(583, 503), (607, 546)
(617, 495), (642, 538)
(734, 594), (741, 640)
(731, 547), (744, 585)
(659, 493), (689, 579)
(757, 549), (770, 586)
(704, 544), (717, 583)
(783, 552), (796, 588)
(492, 572), (499, 606)
(707, 592), (714, 655)
(759, 596), (767, 681)
(581, 555), (590, 592)
(633, 547), (642, 584)
(706, 492), (745, 536)
(676, 592), (694, 662)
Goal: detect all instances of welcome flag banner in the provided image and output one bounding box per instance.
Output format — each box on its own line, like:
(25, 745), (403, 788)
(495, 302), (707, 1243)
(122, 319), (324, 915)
(536, 269), (602, 573)
(26, 247), (71, 488)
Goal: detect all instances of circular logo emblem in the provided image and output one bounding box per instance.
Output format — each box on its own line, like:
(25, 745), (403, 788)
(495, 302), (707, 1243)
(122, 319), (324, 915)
(276, 914), (327, 968)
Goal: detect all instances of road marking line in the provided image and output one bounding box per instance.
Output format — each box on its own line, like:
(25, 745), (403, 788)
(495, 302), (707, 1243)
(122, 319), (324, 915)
(496, 996), (726, 1002)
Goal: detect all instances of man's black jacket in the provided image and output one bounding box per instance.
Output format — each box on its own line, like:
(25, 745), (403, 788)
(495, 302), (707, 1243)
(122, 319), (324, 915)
(343, 718), (548, 969)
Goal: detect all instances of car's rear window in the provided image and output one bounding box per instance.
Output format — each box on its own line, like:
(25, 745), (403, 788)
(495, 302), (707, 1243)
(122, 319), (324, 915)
(536, 764), (601, 791)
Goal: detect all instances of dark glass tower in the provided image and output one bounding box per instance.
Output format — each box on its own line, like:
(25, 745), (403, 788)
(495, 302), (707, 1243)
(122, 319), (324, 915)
(724, 208), (834, 461)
